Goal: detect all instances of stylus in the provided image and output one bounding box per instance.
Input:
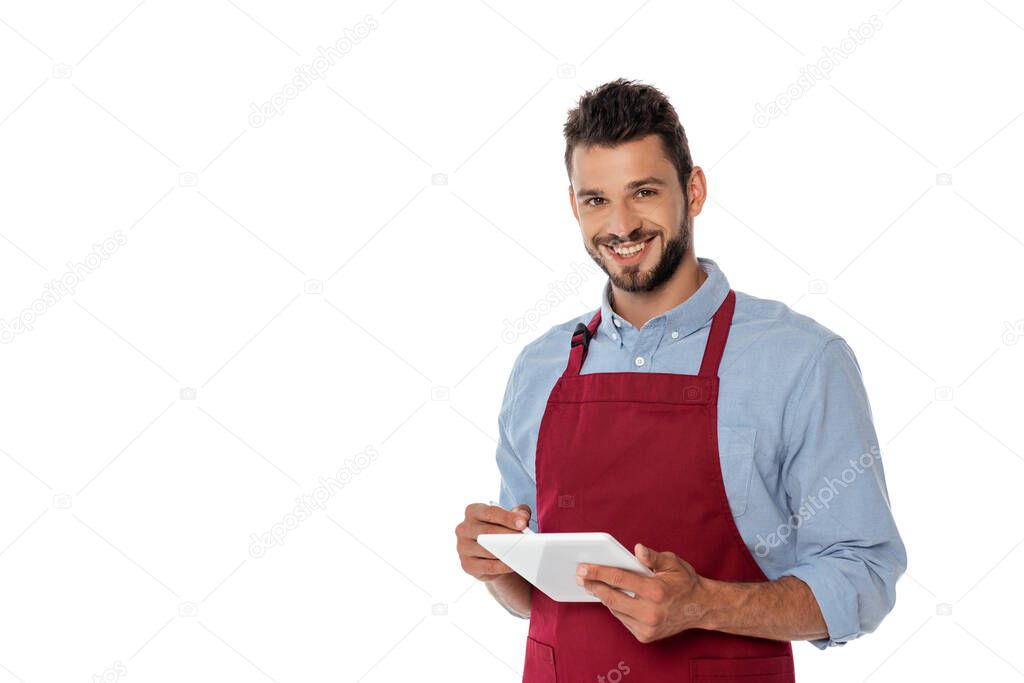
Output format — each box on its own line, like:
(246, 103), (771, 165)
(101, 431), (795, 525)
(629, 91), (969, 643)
(488, 499), (535, 534)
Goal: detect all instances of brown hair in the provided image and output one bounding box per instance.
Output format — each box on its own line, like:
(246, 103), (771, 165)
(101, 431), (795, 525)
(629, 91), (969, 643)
(563, 78), (693, 192)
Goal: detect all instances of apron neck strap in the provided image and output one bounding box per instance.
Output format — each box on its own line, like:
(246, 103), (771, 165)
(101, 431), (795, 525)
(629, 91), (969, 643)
(563, 289), (736, 378)
(564, 309), (602, 376)
(698, 289), (735, 378)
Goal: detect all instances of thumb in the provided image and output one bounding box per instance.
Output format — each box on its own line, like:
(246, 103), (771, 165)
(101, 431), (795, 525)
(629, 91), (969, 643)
(512, 504), (532, 522)
(635, 543), (674, 572)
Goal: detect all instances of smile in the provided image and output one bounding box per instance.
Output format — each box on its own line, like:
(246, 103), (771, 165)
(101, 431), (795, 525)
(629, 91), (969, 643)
(604, 236), (655, 260)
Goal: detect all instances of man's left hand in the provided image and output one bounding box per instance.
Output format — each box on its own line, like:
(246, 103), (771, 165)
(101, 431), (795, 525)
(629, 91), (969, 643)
(577, 543), (709, 643)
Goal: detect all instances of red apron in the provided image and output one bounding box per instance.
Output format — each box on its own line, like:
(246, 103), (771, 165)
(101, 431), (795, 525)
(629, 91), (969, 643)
(524, 289), (795, 682)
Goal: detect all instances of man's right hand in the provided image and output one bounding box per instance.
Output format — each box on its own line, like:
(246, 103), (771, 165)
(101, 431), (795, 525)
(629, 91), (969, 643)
(455, 502), (532, 582)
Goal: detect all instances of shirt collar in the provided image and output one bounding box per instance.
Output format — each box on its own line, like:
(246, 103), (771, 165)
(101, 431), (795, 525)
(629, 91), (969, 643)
(598, 257), (730, 346)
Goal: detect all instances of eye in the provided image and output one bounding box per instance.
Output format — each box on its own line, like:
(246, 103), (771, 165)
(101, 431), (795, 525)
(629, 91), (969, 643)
(585, 197), (606, 207)
(637, 188), (656, 198)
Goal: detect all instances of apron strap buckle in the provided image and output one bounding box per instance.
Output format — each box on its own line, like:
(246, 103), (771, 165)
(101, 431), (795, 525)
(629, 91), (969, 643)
(570, 322), (592, 349)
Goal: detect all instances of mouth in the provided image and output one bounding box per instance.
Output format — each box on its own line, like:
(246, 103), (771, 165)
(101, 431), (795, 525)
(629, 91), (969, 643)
(602, 236), (656, 265)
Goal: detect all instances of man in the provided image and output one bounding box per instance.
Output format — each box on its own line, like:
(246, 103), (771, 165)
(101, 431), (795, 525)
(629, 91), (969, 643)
(455, 78), (906, 682)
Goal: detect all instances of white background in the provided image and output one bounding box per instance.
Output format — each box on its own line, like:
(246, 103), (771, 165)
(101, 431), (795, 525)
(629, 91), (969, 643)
(1, 1), (1023, 681)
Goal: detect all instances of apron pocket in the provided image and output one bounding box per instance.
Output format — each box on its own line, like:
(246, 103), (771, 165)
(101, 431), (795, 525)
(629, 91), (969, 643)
(523, 636), (556, 683)
(717, 425), (757, 517)
(691, 654), (794, 682)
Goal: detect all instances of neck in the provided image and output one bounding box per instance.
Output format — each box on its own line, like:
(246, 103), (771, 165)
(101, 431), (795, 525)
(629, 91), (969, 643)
(609, 256), (707, 330)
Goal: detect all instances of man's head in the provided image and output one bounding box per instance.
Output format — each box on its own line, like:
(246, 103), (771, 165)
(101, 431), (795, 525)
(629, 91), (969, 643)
(564, 78), (706, 293)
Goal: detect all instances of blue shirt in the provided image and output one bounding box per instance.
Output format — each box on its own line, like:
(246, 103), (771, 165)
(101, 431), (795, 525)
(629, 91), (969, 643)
(494, 256), (906, 649)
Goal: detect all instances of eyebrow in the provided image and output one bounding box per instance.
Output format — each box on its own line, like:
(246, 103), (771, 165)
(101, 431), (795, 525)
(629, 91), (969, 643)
(575, 176), (668, 200)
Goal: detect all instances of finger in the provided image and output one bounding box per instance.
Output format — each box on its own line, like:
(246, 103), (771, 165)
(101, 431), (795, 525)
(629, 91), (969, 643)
(635, 543), (657, 570)
(635, 543), (677, 572)
(577, 563), (652, 598)
(510, 504), (532, 524)
(607, 604), (651, 636)
(474, 519), (530, 538)
(583, 578), (643, 618)
(459, 535), (516, 563)
(509, 504), (532, 528)
(475, 503), (529, 531)
(465, 556), (516, 577)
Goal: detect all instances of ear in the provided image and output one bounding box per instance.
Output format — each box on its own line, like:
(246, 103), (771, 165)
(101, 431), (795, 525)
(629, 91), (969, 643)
(686, 166), (707, 218)
(568, 183), (580, 222)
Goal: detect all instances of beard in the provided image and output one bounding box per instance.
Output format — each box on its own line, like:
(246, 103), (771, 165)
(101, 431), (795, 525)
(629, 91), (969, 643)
(587, 212), (692, 293)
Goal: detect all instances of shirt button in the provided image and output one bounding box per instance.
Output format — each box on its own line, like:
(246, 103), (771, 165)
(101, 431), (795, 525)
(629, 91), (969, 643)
(613, 318), (622, 328)
(671, 330), (679, 339)
(611, 333), (618, 340)
(634, 356), (645, 367)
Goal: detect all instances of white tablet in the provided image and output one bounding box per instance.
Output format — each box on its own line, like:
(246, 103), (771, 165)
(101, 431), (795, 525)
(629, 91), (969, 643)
(477, 531), (655, 602)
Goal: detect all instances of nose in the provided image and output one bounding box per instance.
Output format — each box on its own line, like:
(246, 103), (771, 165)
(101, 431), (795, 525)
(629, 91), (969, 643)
(606, 204), (643, 243)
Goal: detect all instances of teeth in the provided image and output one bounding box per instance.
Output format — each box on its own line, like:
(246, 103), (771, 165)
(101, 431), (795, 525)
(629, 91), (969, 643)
(610, 239), (649, 256)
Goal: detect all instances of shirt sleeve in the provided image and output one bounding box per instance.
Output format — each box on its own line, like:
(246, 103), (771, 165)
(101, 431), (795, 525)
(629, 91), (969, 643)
(494, 346), (534, 619)
(778, 337), (907, 649)
(495, 345), (538, 527)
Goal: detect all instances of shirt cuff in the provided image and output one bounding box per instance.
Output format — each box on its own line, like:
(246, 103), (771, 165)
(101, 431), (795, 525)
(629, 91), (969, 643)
(781, 562), (861, 649)
(501, 602), (529, 619)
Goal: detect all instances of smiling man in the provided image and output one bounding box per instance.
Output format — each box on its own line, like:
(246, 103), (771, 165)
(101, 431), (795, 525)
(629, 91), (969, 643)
(455, 78), (906, 682)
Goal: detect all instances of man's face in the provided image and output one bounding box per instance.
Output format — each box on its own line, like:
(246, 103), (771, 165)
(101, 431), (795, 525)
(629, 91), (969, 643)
(569, 134), (694, 293)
